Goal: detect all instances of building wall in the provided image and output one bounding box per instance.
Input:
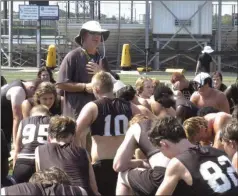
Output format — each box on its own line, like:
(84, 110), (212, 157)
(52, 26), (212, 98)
(152, 1), (213, 35)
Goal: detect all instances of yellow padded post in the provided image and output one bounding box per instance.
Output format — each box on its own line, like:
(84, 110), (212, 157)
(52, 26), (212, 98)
(46, 44), (56, 69)
(121, 44), (131, 70)
(165, 68), (185, 74)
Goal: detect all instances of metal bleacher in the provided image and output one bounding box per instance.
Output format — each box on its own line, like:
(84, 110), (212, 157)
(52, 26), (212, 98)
(57, 21), (153, 68)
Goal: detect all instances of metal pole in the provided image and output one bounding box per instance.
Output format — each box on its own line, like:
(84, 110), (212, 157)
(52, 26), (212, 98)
(135, 8), (136, 22)
(83, 0), (86, 22)
(155, 41), (160, 70)
(3, 1), (7, 35)
(98, 0), (101, 21)
(65, 2), (68, 48)
(0, 1), (2, 67)
(67, 1), (70, 18)
(90, 0), (94, 19)
(217, 0), (222, 72)
(95, 1), (97, 18)
(8, 0), (13, 67)
(75, 1), (79, 20)
(116, 1), (121, 68)
(198, 5), (202, 35)
(145, 0), (150, 68)
(36, 20), (41, 68)
(131, 1), (133, 23)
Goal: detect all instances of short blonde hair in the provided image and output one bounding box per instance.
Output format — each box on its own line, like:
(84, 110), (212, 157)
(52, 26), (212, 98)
(129, 114), (150, 127)
(183, 117), (207, 142)
(170, 72), (185, 84)
(30, 105), (50, 116)
(151, 78), (160, 87)
(135, 77), (152, 94)
(92, 71), (113, 94)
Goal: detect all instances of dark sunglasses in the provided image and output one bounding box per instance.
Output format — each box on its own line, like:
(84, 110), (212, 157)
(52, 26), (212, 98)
(193, 82), (204, 90)
(88, 31), (101, 36)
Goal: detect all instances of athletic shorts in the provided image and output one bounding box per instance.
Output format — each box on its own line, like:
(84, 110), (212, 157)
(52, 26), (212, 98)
(127, 166), (165, 196)
(93, 159), (118, 196)
(12, 158), (35, 183)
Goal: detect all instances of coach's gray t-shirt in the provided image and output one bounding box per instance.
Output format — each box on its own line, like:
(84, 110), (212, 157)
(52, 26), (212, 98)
(57, 47), (110, 119)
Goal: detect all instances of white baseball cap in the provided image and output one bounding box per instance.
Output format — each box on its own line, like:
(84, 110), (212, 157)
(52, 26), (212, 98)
(193, 72), (211, 85)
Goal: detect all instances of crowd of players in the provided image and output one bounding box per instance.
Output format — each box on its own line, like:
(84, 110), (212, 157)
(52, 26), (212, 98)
(1, 67), (238, 195)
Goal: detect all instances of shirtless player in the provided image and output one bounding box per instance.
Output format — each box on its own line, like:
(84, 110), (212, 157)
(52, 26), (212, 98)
(76, 71), (140, 196)
(113, 114), (162, 172)
(183, 112), (232, 150)
(113, 114), (170, 195)
(116, 85), (153, 117)
(221, 118), (238, 172)
(190, 72), (230, 113)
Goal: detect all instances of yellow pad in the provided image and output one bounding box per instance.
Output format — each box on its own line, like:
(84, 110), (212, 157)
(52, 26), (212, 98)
(165, 68), (185, 73)
(121, 44), (131, 68)
(137, 66), (152, 72)
(46, 44), (57, 68)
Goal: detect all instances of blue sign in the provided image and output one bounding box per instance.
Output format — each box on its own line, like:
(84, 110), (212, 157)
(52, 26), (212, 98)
(19, 5), (39, 20)
(39, 5), (59, 20)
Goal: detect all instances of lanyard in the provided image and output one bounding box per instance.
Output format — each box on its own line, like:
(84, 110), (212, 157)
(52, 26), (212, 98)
(81, 48), (100, 63)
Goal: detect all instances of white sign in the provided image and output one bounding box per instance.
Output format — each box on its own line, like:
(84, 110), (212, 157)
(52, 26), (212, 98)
(39, 5), (59, 20)
(19, 5), (39, 20)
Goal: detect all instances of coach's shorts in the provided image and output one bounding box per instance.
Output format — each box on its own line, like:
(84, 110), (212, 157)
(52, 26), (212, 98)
(13, 158), (35, 183)
(127, 166), (165, 196)
(93, 159), (118, 196)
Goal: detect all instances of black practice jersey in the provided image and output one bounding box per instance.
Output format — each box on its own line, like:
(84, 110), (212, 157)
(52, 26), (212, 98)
(198, 53), (213, 73)
(1, 76), (7, 87)
(91, 97), (133, 136)
(175, 98), (198, 123)
(18, 116), (50, 159)
(2, 182), (87, 196)
(180, 81), (195, 100)
(1, 80), (27, 143)
(38, 143), (91, 192)
(225, 84), (238, 113)
(176, 146), (238, 195)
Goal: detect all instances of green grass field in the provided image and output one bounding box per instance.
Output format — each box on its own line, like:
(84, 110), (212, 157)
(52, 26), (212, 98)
(2, 70), (237, 87)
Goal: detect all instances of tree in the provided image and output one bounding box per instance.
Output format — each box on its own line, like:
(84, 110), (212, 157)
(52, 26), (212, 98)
(213, 14), (233, 26)
(59, 9), (75, 18)
(222, 14), (232, 25)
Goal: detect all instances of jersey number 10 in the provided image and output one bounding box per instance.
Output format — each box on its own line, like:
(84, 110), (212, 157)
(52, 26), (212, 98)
(104, 114), (128, 136)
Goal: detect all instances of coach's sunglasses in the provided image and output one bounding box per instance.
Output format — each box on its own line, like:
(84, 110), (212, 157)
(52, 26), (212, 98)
(88, 31), (102, 36)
